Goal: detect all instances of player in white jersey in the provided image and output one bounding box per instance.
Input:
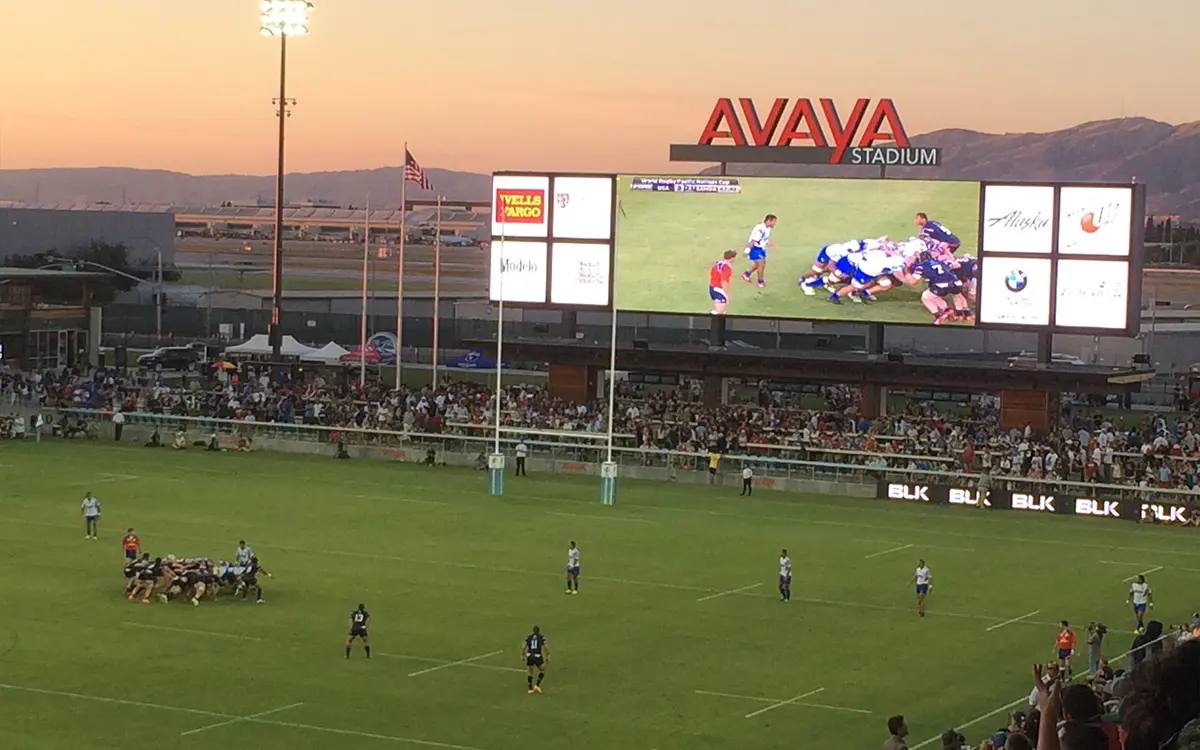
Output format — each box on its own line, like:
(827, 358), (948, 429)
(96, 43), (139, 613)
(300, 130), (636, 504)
(565, 541), (580, 594)
(81, 492), (101, 539)
(832, 247), (908, 303)
(798, 237), (888, 295)
(1126, 574), (1153, 633)
(912, 559), (932, 617)
(741, 214), (777, 288)
(778, 549), (792, 602)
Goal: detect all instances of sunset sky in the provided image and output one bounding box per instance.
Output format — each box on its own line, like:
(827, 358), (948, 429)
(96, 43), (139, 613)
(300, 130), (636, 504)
(3, 0), (1197, 176)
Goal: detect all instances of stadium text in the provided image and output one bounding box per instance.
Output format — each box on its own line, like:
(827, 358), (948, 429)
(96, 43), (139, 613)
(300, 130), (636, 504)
(696, 97), (930, 165)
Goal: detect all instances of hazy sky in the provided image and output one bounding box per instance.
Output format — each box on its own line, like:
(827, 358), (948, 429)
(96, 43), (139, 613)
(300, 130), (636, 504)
(3, 0), (1197, 176)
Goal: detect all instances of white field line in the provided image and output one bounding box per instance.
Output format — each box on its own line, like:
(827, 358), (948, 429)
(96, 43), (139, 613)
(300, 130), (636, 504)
(856, 538), (976, 553)
(744, 687), (825, 719)
(696, 583), (763, 602)
(181, 701), (304, 736)
(1124, 565), (1164, 581)
(985, 610), (1041, 632)
(0, 682), (490, 750)
(545, 511), (656, 524)
(695, 689), (871, 715)
(864, 543), (913, 560)
(353, 494), (448, 507)
(407, 650), (504, 677)
(122, 622), (262, 641)
(376, 652), (524, 674)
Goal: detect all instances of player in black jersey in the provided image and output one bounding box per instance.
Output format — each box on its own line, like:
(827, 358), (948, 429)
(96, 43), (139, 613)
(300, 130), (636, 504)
(124, 553), (151, 597)
(523, 625), (549, 694)
(346, 604), (371, 659)
(238, 556), (270, 603)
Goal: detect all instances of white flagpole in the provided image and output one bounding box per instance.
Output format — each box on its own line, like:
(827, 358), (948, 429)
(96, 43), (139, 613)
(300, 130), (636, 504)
(359, 195), (370, 386)
(493, 218), (505, 456)
(432, 195), (442, 390)
(395, 147), (407, 392)
(605, 307), (618, 463)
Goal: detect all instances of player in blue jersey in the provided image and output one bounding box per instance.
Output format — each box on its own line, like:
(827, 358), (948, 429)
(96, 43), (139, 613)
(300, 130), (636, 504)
(915, 213), (961, 254)
(798, 237), (887, 295)
(911, 253), (973, 324)
(741, 214), (777, 288)
(950, 255), (979, 305)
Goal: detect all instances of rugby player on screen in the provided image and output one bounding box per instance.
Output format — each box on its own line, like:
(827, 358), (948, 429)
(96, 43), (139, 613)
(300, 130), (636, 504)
(915, 213), (961, 254)
(709, 250), (737, 315)
(741, 214), (776, 288)
(798, 236), (888, 296)
(910, 252), (974, 324)
(833, 243), (908, 303)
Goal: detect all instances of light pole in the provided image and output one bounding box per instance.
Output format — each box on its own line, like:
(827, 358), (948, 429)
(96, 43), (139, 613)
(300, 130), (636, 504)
(259, 0), (313, 357)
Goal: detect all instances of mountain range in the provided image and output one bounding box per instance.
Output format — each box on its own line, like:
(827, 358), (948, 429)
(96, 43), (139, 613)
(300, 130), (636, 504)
(1, 117), (1198, 219)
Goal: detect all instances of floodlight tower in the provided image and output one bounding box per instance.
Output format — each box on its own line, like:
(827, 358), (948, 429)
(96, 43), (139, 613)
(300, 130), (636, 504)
(259, 0), (313, 356)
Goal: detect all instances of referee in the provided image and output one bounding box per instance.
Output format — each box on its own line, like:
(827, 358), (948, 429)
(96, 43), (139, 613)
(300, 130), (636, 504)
(515, 440), (528, 476)
(740, 464), (753, 496)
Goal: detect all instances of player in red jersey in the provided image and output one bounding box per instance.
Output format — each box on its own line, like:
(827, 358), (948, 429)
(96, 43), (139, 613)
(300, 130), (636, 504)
(709, 250), (737, 315)
(122, 528), (141, 561)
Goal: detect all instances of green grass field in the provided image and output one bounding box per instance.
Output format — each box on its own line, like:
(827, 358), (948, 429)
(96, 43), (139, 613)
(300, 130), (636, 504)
(613, 176), (980, 324)
(1, 441), (1194, 750)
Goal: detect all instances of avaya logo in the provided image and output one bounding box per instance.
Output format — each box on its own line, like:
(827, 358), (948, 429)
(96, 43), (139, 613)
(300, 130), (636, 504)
(887, 484), (929, 502)
(948, 488), (991, 507)
(1074, 498), (1120, 518)
(1141, 503), (1189, 524)
(1012, 493), (1055, 512)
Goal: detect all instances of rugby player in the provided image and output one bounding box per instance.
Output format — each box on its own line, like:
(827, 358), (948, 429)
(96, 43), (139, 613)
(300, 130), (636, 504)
(836, 244), (908, 303)
(345, 603), (371, 659)
(778, 548), (792, 602)
(825, 248), (869, 304)
(708, 250), (737, 315)
(1056, 621), (1077, 677)
(238, 556), (270, 603)
(122, 528), (140, 561)
(235, 540), (254, 566)
(124, 553), (152, 597)
(523, 625), (550, 694)
(912, 559), (932, 617)
(910, 253), (974, 324)
(81, 492), (101, 539)
(1126, 574), (1154, 634)
(915, 212), (961, 254)
(741, 214), (776, 288)
(565, 541), (580, 594)
(798, 237), (887, 295)
(129, 556), (165, 604)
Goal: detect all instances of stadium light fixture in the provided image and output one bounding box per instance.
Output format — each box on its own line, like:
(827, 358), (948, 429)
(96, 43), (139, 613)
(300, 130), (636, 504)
(258, 0), (313, 356)
(259, 0), (313, 37)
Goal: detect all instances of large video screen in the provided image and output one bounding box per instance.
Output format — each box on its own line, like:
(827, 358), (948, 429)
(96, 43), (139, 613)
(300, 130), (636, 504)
(613, 176), (982, 326)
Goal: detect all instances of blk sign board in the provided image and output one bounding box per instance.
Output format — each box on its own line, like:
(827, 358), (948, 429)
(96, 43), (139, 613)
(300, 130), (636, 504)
(670, 98), (941, 167)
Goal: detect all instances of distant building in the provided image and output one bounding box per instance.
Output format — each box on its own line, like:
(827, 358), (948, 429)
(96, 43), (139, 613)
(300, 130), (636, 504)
(0, 205), (176, 264)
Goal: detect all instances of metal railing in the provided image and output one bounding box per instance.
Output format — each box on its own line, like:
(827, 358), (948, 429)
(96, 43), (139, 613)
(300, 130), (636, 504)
(36, 407), (1200, 506)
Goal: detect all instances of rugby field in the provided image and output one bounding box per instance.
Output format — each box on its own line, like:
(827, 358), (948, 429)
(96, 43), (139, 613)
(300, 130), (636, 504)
(613, 176), (980, 324)
(0, 440), (1194, 750)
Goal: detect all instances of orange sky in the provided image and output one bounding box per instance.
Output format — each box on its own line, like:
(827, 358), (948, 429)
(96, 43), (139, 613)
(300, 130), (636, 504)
(3, 0), (1197, 176)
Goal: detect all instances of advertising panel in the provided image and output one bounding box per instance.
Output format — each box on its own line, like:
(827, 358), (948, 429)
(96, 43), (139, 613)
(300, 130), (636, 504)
(1057, 186), (1133, 257)
(614, 175), (981, 325)
(981, 185), (1054, 255)
(489, 240), (547, 303)
(550, 242), (611, 306)
(977, 256), (1052, 326)
(491, 175), (550, 239)
(551, 176), (614, 241)
(1053, 259), (1130, 330)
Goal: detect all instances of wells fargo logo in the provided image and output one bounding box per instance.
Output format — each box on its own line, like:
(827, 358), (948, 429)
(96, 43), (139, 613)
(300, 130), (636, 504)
(495, 189), (546, 224)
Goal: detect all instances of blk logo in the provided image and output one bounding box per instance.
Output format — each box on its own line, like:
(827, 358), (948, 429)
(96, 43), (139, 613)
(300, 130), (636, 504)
(887, 484), (929, 502)
(1141, 504), (1189, 524)
(1074, 498), (1120, 518)
(948, 488), (990, 507)
(1012, 493), (1055, 512)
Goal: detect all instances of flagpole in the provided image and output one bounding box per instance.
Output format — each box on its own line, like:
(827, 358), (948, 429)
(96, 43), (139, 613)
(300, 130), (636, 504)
(359, 195), (369, 386)
(432, 195), (442, 390)
(493, 219), (505, 456)
(395, 147), (406, 392)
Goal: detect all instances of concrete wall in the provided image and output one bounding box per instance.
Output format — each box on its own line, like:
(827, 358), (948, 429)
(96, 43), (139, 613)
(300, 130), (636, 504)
(0, 208), (176, 265)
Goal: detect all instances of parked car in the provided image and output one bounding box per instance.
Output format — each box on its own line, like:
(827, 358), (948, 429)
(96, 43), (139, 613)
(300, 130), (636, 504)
(137, 347), (202, 371)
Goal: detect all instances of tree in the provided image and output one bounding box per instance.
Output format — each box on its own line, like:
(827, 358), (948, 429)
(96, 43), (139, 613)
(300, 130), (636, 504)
(3, 241), (151, 305)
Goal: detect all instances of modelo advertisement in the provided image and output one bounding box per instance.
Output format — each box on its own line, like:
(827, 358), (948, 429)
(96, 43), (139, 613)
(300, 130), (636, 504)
(614, 175), (982, 326)
(875, 481), (1192, 525)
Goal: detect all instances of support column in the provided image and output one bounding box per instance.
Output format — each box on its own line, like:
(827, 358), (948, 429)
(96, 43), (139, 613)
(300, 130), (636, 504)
(710, 316), (726, 347)
(562, 310), (578, 339)
(702, 375), (722, 408)
(1037, 332), (1053, 365)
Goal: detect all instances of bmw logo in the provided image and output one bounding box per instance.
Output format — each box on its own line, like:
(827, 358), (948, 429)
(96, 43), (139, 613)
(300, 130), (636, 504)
(1005, 270), (1028, 293)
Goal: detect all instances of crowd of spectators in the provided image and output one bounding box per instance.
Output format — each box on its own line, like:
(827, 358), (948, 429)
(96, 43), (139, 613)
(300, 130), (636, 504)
(6, 365), (1200, 492)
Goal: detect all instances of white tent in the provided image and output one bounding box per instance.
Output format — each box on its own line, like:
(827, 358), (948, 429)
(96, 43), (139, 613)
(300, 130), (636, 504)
(222, 334), (317, 358)
(301, 341), (352, 364)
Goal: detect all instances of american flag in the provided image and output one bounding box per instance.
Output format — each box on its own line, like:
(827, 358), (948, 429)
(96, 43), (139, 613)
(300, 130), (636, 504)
(404, 149), (434, 192)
